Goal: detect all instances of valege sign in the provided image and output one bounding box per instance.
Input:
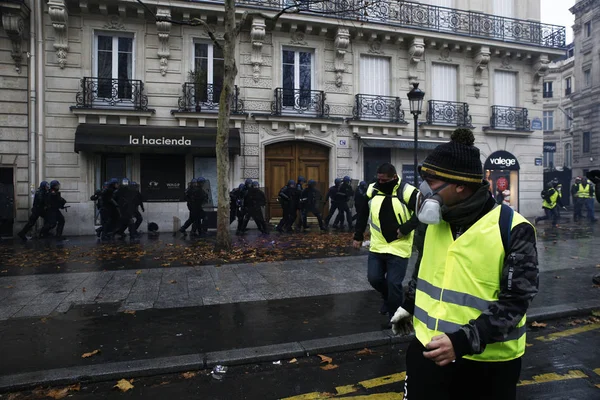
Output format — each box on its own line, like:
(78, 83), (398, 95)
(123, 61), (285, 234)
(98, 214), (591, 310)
(489, 157), (517, 168)
(129, 135), (192, 146)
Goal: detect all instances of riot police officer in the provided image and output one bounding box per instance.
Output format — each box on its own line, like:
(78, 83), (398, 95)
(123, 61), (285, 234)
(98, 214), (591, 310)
(114, 178), (138, 238)
(100, 178), (120, 241)
(300, 179), (326, 231)
(240, 181), (268, 234)
(352, 181), (368, 222)
(180, 178), (199, 236)
(276, 179), (297, 233)
(18, 181), (49, 240)
(334, 176), (354, 230)
(131, 182), (144, 232)
(324, 178), (341, 229)
(40, 180), (67, 239)
(193, 177), (208, 235)
(295, 176), (307, 231)
(91, 182), (107, 237)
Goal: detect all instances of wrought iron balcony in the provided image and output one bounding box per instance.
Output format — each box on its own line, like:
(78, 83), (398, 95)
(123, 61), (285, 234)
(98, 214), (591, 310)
(75, 77), (149, 111)
(225, 0), (566, 49)
(177, 83), (244, 114)
(490, 106), (531, 131)
(353, 94), (406, 123)
(426, 100), (472, 127)
(565, 87), (572, 96)
(543, 91), (553, 98)
(271, 88), (329, 118)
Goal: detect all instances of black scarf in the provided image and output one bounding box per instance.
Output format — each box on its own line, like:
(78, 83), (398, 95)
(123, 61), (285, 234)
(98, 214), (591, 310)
(441, 181), (494, 228)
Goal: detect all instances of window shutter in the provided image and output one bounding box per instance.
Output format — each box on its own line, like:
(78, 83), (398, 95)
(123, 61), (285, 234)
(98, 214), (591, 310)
(494, 71), (517, 107)
(360, 56), (390, 96)
(493, 0), (514, 18)
(431, 64), (457, 102)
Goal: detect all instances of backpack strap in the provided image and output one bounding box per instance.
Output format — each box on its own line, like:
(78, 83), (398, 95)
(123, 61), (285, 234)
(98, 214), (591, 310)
(499, 204), (514, 256)
(396, 180), (408, 205)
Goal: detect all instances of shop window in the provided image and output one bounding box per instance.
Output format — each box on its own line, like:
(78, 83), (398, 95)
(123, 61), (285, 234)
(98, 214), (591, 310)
(543, 111), (554, 131)
(583, 132), (591, 153)
(193, 42), (224, 104)
(102, 155), (126, 183)
(140, 154), (185, 202)
(543, 151), (554, 169)
(194, 157), (217, 208)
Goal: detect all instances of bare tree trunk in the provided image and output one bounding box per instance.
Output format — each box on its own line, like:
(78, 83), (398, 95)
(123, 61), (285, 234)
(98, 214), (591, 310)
(215, 0), (237, 252)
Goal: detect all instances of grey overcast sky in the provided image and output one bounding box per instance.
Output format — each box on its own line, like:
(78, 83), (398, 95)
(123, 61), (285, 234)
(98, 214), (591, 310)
(541, 0), (575, 44)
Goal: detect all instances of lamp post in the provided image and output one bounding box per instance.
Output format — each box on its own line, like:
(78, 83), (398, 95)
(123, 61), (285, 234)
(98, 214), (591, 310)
(407, 82), (425, 188)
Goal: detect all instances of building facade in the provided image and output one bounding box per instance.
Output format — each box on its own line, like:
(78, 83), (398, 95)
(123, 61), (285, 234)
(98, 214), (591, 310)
(570, 0), (600, 182)
(0, 0), (566, 236)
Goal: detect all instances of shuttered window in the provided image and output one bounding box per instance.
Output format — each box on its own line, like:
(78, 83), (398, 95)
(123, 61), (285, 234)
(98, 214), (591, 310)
(493, 0), (514, 18)
(494, 71), (517, 107)
(431, 64), (457, 102)
(359, 56), (390, 96)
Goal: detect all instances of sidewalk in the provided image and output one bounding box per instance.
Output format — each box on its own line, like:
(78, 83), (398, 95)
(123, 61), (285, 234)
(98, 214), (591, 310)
(0, 223), (599, 391)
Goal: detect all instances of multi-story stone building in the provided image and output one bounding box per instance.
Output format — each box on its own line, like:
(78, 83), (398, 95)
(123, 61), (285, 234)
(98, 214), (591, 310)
(542, 44), (574, 173)
(0, 0), (566, 236)
(570, 0), (600, 182)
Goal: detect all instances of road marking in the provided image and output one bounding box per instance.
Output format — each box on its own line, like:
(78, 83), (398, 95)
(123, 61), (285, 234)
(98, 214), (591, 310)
(335, 394), (403, 399)
(359, 373), (406, 389)
(536, 323), (600, 342)
(594, 368), (600, 376)
(518, 370), (587, 386)
(282, 373), (406, 399)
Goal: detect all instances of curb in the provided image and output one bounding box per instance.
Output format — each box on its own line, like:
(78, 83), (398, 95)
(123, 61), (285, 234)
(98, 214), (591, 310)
(1, 302), (598, 393)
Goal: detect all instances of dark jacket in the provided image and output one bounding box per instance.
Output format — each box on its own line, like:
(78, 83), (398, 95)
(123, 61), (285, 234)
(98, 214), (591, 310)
(334, 182), (353, 203)
(278, 186), (298, 209)
(354, 187), (368, 213)
(324, 185), (339, 205)
(134, 190), (144, 212)
(114, 185), (137, 216)
(32, 189), (47, 214)
(300, 187), (321, 209)
(245, 187), (266, 209)
(45, 190), (66, 211)
(101, 187), (119, 211)
(90, 189), (103, 210)
(402, 195), (539, 359)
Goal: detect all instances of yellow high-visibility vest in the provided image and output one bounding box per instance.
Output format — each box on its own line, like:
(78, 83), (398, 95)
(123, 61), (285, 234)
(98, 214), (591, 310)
(577, 184), (592, 199)
(414, 206), (531, 362)
(366, 181), (415, 258)
(542, 189), (559, 209)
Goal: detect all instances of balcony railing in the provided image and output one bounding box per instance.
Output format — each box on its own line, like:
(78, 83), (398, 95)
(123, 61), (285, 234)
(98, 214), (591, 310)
(177, 83), (244, 113)
(271, 88), (329, 118)
(565, 87), (572, 96)
(490, 106), (531, 131)
(543, 91), (553, 98)
(353, 94), (406, 123)
(426, 100), (472, 127)
(75, 77), (149, 111)
(219, 0), (566, 49)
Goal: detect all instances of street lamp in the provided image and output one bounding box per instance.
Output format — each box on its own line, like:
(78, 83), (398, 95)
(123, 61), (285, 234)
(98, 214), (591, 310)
(407, 82), (425, 187)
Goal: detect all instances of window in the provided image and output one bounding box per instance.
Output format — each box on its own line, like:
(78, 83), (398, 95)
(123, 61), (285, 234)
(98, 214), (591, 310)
(360, 55), (390, 96)
(95, 33), (134, 100)
(585, 21), (592, 37)
(565, 143), (572, 168)
(543, 111), (554, 131)
(193, 43), (224, 103)
(101, 155), (126, 184)
(543, 151), (554, 169)
(140, 154), (186, 202)
(583, 131), (591, 153)
(584, 69), (591, 88)
(431, 64), (458, 101)
(565, 107), (572, 129)
(565, 77), (572, 95)
(568, 47), (574, 58)
(282, 48), (314, 108)
(493, 0), (514, 18)
(543, 81), (553, 98)
(494, 71), (517, 106)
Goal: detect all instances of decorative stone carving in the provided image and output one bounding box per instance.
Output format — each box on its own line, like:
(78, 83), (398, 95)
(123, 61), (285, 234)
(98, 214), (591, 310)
(243, 168), (259, 179)
(531, 54), (550, 104)
(245, 123), (259, 133)
(500, 56), (512, 70)
(473, 46), (490, 99)
(337, 169), (352, 177)
(244, 145), (259, 156)
(0, 1), (29, 73)
(337, 149), (351, 158)
(47, 0), (68, 69)
(408, 37), (425, 84)
(290, 31), (307, 45)
(336, 127), (351, 137)
(156, 8), (171, 76)
(334, 28), (349, 87)
(324, 83), (350, 94)
(291, 122), (308, 139)
(439, 48), (452, 62)
(368, 40), (383, 55)
(250, 17), (266, 83)
(241, 77), (272, 88)
(103, 15), (126, 31)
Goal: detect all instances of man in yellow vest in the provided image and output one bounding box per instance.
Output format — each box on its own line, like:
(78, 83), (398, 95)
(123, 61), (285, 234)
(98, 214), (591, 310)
(353, 162), (418, 324)
(534, 180), (566, 227)
(578, 177), (597, 222)
(390, 129), (539, 399)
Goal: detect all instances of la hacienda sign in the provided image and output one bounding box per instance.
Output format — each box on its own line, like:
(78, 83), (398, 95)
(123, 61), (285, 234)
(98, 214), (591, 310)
(129, 135), (192, 146)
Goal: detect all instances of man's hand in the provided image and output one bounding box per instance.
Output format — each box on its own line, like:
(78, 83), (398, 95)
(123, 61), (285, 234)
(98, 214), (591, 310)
(397, 228), (404, 239)
(352, 240), (362, 249)
(390, 307), (413, 335)
(423, 334), (456, 366)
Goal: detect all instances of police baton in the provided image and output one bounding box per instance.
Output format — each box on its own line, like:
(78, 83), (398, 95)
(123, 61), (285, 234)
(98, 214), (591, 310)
(62, 206), (71, 213)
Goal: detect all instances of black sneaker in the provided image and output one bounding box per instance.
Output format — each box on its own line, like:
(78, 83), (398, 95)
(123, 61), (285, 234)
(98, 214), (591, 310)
(379, 302), (389, 315)
(17, 232), (28, 241)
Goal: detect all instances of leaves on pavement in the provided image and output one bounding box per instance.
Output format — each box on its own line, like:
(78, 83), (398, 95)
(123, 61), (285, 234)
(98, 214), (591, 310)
(356, 348), (374, 356)
(123, 310), (136, 315)
(181, 372), (197, 379)
(81, 349), (100, 358)
(289, 358), (298, 364)
(135, 270), (142, 275)
(320, 363), (339, 371)
(530, 321), (547, 328)
(114, 379), (134, 392)
(33, 384), (80, 399)
(318, 354), (333, 364)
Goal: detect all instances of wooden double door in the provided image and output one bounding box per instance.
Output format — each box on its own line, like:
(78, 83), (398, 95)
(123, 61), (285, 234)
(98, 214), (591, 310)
(265, 141), (330, 221)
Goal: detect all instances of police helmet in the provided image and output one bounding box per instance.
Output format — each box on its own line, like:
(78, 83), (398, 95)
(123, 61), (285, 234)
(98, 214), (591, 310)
(288, 179), (296, 187)
(359, 180), (367, 188)
(252, 181), (259, 188)
(238, 183), (245, 190)
(50, 180), (60, 189)
(39, 181), (49, 190)
(334, 178), (341, 185)
(343, 176), (351, 183)
(121, 178), (130, 186)
(297, 176), (306, 183)
(198, 177), (206, 183)
(308, 179), (316, 187)
(245, 178), (253, 186)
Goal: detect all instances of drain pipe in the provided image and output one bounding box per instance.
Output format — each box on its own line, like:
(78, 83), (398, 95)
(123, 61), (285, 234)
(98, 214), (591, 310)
(28, 0), (37, 205)
(36, 0), (45, 183)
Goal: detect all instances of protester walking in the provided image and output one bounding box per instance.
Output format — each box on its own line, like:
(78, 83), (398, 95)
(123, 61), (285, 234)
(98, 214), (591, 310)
(391, 129), (539, 400)
(535, 180), (566, 227)
(353, 162), (418, 325)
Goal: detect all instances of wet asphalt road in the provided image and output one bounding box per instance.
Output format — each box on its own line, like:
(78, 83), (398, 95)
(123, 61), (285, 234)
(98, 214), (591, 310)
(5, 315), (600, 399)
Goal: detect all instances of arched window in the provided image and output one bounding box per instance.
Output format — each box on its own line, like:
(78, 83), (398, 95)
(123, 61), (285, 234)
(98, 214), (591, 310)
(564, 143), (573, 168)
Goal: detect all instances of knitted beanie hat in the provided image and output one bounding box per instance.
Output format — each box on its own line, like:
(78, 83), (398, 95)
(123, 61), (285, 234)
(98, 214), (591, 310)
(420, 128), (483, 184)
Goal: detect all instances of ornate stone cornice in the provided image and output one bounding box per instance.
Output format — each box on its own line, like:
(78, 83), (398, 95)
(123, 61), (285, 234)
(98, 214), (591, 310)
(334, 28), (349, 88)
(156, 7), (171, 76)
(48, 0), (68, 68)
(0, 0), (30, 73)
(250, 16), (266, 83)
(570, 0), (598, 16)
(473, 46), (490, 99)
(408, 37), (425, 84)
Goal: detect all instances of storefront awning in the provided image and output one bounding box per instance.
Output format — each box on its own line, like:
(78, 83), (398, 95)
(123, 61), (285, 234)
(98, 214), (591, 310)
(359, 137), (445, 150)
(484, 150), (520, 170)
(74, 124), (241, 155)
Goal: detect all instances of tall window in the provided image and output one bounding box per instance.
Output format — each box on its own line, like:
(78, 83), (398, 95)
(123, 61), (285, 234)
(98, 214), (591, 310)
(431, 64), (458, 101)
(102, 155), (126, 183)
(360, 55), (390, 96)
(493, 0), (514, 18)
(565, 77), (572, 95)
(585, 21), (592, 37)
(282, 48), (314, 107)
(95, 33), (134, 100)
(564, 143), (572, 168)
(543, 81), (553, 98)
(584, 69), (591, 88)
(494, 71), (517, 107)
(565, 107), (572, 129)
(543, 111), (554, 131)
(583, 132), (591, 153)
(193, 43), (224, 103)
(543, 151), (554, 168)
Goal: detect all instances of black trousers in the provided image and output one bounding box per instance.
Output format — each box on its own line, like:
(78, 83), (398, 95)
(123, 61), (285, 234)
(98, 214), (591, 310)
(40, 210), (65, 236)
(241, 206), (267, 233)
(133, 210), (143, 230)
(404, 338), (521, 400)
(334, 202), (353, 227)
(324, 203), (340, 226)
(19, 211), (43, 236)
(100, 208), (119, 240)
(302, 206), (324, 229)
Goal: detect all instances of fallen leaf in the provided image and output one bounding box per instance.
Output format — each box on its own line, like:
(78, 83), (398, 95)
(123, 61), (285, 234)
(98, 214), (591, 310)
(1, 270), (7, 273)
(531, 321), (547, 328)
(289, 358), (298, 364)
(570, 256), (579, 259)
(592, 310), (600, 318)
(82, 287), (86, 292)
(356, 348), (374, 356)
(5, 285), (13, 289)
(554, 276), (561, 279)
(40, 317), (48, 323)
(135, 270), (142, 275)
(320, 364), (339, 371)
(303, 320), (309, 324)
(45, 387), (70, 399)
(181, 371), (197, 379)
(114, 379), (134, 392)
(318, 354), (333, 364)
(81, 349), (101, 358)
(161, 263), (171, 267)
(526, 343), (533, 347)
(215, 287), (220, 291)
(169, 280), (177, 284)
